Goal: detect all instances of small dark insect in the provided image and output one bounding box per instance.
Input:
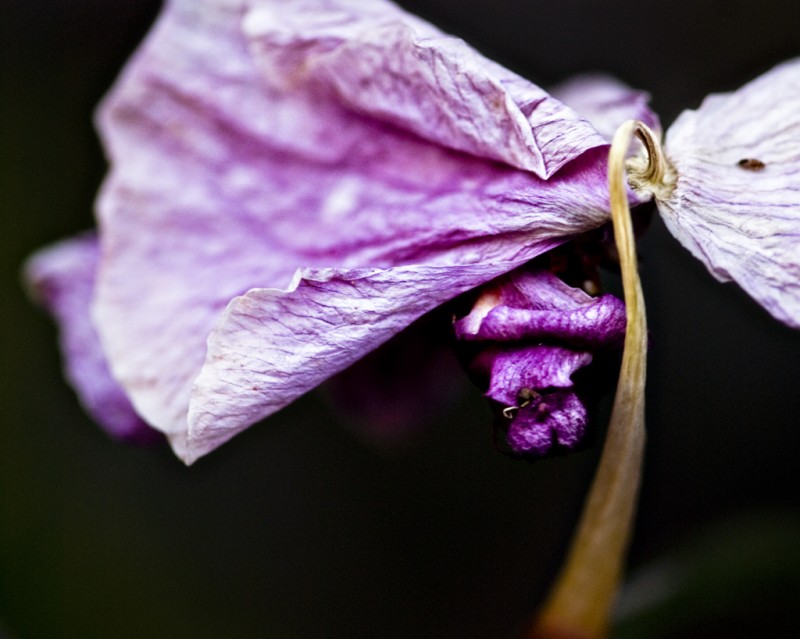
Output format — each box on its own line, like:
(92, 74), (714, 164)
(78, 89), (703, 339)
(516, 387), (540, 406)
(738, 158), (766, 171)
(501, 388), (542, 419)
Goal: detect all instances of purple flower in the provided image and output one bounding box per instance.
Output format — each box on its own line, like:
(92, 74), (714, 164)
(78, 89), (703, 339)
(23, 0), (800, 465)
(454, 267), (626, 457)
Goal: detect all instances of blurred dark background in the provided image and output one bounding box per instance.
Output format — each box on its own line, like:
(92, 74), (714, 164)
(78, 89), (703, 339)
(2, 1), (799, 638)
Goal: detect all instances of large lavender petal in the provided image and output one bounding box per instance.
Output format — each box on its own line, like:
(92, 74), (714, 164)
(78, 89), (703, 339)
(23, 235), (158, 444)
(184, 263), (525, 463)
(243, 0), (608, 178)
(661, 58), (800, 328)
(90, 0), (615, 459)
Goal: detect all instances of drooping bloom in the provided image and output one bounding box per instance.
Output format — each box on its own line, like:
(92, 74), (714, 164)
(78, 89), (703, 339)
(24, 0), (800, 467)
(24, 0), (657, 463)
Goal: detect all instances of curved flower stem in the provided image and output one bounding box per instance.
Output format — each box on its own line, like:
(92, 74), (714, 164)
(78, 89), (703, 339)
(528, 121), (657, 639)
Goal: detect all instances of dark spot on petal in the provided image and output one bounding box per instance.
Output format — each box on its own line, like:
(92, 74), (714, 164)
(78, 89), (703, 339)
(738, 158), (766, 171)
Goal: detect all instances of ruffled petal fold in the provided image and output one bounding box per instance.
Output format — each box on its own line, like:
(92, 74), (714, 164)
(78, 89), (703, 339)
(661, 58), (800, 328)
(90, 0), (616, 460)
(455, 268), (626, 347)
(243, 0), (609, 178)
(183, 263), (528, 462)
(23, 235), (159, 443)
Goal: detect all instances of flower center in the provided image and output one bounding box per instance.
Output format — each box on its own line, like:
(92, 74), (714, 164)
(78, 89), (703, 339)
(619, 120), (677, 201)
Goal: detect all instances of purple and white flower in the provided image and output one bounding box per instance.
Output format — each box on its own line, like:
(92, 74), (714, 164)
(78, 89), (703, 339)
(24, 0), (800, 464)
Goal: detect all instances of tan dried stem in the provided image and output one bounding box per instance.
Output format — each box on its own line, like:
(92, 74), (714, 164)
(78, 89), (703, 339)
(527, 120), (661, 639)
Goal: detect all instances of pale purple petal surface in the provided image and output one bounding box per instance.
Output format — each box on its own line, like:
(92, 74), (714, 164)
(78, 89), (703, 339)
(186, 263), (524, 462)
(24, 235), (158, 444)
(661, 58), (800, 328)
(243, 0), (610, 178)
(88, 0), (622, 461)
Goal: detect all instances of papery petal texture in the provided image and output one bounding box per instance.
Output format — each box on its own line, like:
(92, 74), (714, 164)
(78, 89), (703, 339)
(89, 0), (621, 461)
(23, 235), (158, 443)
(243, 0), (609, 178)
(187, 263), (521, 461)
(661, 58), (800, 328)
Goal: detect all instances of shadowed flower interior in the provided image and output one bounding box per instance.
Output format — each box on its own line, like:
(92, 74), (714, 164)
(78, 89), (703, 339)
(455, 266), (626, 457)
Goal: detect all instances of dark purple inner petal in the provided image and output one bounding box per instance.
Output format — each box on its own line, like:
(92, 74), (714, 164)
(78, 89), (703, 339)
(455, 263), (625, 459)
(483, 345), (592, 405)
(503, 391), (588, 456)
(465, 298), (626, 346)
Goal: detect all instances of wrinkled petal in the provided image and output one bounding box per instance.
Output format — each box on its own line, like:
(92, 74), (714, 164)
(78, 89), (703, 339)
(550, 74), (661, 141)
(23, 235), (159, 444)
(455, 268), (627, 347)
(661, 58), (800, 328)
(482, 345), (593, 405)
(91, 0), (617, 461)
(505, 391), (587, 456)
(185, 263), (525, 463)
(244, 0), (610, 178)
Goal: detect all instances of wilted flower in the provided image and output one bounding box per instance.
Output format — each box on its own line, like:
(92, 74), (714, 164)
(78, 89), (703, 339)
(23, 0), (800, 638)
(26, 0), (800, 465)
(651, 58), (800, 328)
(25, 0), (660, 463)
